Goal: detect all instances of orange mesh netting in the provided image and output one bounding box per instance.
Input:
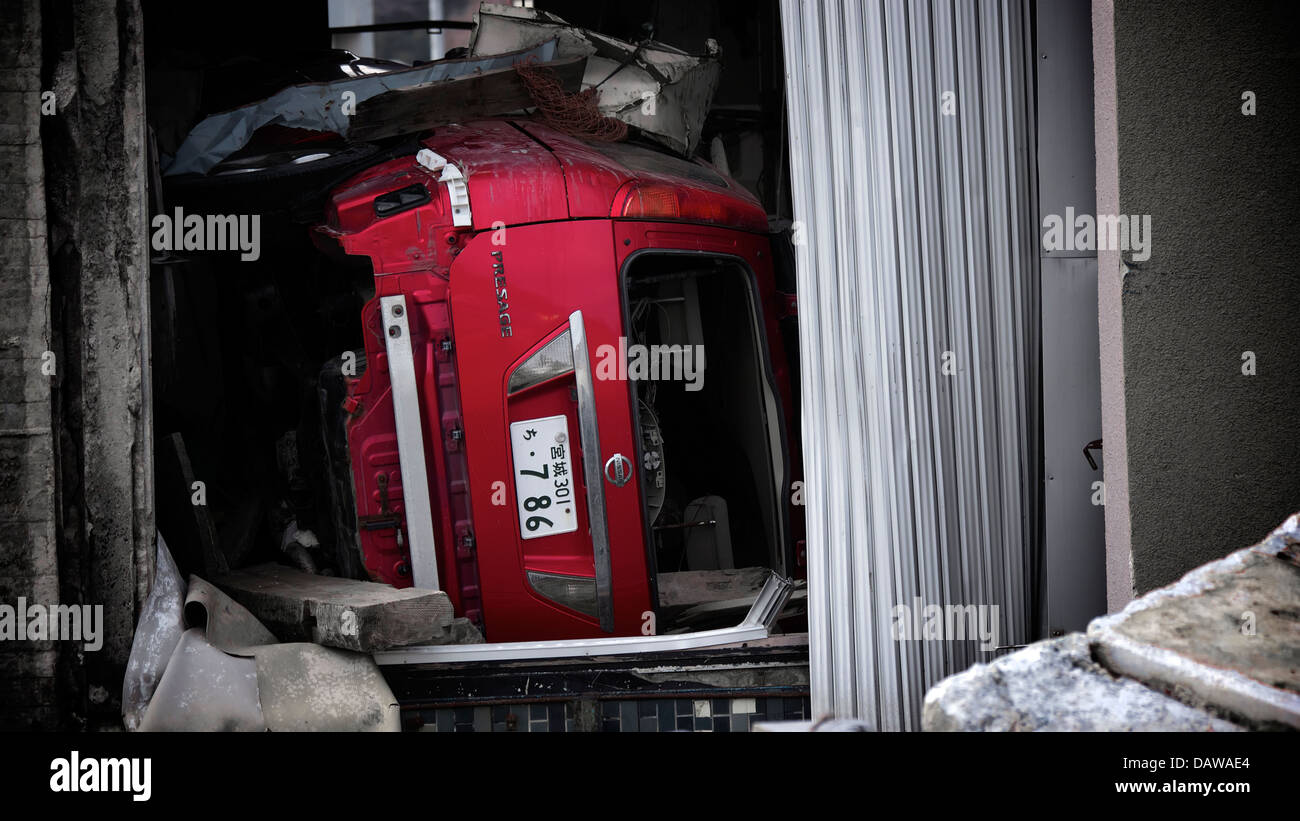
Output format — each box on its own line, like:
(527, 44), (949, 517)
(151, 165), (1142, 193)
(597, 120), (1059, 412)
(515, 58), (628, 143)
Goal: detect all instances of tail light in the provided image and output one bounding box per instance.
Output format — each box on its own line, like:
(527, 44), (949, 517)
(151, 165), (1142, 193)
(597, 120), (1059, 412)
(526, 570), (598, 618)
(615, 182), (768, 232)
(508, 329), (573, 394)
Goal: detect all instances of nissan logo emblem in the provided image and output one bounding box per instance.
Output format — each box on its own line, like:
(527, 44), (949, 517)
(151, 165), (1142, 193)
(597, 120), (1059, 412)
(604, 453), (632, 487)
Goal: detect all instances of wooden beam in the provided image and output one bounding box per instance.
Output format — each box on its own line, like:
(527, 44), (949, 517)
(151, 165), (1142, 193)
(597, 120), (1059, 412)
(155, 432), (228, 580)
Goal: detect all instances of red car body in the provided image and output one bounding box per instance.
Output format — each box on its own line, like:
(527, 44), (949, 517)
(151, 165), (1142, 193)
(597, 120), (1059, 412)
(316, 119), (799, 642)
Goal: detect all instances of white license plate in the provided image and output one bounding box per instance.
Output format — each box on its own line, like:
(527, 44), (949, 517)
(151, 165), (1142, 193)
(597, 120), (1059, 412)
(509, 414), (579, 540)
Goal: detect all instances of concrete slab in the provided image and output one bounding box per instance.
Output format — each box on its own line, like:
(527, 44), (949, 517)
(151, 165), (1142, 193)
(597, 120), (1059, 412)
(215, 563), (454, 653)
(1088, 513), (1300, 729)
(922, 634), (1241, 731)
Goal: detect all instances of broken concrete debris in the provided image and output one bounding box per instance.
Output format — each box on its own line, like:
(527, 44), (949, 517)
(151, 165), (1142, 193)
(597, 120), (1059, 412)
(123, 535), (429, 731)
(922, 512), (1300, 731)
(922, 634), (1242, 732)
(1087, 512), (1300, 730)
(214, 562), (459, 653)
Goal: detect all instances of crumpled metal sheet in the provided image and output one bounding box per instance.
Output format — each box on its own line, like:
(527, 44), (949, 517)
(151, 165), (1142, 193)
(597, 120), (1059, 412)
(125, 539), (401, 731)
(469, 3), (720, 156)
(166, 40), (559, 176)
(138, 628), (266, 732)
(122, 535), (186, 731)
(252, 643), (400, 732)
(184, 575), (278, 655)
(137, 631), (400, 732)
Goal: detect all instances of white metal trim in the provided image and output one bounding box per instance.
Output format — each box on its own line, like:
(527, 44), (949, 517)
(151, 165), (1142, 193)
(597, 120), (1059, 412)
(374, 573), (794, 665)
(381, 295), (441, 590)
(568, 309), (616, 632)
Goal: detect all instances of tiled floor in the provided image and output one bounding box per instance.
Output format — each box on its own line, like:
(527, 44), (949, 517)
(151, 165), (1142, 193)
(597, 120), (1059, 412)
(418, 695), (810, 732)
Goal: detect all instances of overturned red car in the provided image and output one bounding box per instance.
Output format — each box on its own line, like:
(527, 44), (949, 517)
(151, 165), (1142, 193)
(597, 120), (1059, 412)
(314, 119), (802, 642)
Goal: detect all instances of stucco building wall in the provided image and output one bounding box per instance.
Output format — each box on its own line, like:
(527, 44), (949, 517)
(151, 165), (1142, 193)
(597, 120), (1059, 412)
(1096, 0), (1300, 600)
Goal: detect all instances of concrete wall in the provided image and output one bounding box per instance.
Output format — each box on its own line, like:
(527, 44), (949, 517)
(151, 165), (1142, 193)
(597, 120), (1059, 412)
(44, 0), (155, 729)
(1095, 0), (1300, 600)
(0, 0), (61, 730)
(0, 0), (152, 729)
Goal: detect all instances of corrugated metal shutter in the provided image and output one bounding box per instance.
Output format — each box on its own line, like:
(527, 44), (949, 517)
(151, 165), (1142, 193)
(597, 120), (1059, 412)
(779, 0), (1040, 730)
